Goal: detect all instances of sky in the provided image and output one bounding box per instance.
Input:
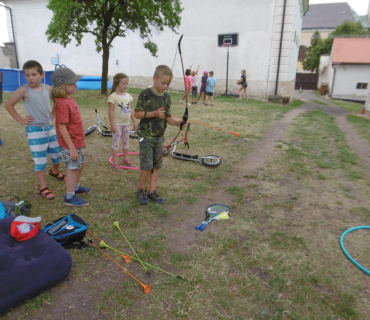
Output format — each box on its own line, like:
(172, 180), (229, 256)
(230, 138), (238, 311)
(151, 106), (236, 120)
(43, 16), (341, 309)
(309, 0), (369, 15)
(0, 0), (369, 46)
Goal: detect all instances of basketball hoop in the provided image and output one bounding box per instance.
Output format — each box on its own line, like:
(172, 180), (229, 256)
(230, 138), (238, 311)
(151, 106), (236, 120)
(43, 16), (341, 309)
(221, 43), (231, 48)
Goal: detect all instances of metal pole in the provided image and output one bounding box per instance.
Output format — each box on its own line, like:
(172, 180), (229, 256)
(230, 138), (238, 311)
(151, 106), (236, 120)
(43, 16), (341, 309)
(0, 4), (19, 68)
(225, 47), (229, 96)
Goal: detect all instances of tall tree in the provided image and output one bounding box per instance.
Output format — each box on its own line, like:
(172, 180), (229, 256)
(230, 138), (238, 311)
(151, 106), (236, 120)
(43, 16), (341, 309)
(303, 21), (369, 73)
(302, 31), (325, 73)
(46, 0), (182, 94)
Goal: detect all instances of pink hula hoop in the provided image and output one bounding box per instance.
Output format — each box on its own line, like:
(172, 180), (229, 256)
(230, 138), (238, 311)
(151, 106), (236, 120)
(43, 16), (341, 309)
(109, 152), (140, 170)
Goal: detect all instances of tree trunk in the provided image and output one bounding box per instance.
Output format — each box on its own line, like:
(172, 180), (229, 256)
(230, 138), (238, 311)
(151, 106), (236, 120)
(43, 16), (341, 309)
(101, 44), (110, 94)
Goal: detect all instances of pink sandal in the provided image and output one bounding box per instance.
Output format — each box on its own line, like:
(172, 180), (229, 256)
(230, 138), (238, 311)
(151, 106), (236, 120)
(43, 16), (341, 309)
(112, 164), (123, 172)
(123, 159), (135, 167)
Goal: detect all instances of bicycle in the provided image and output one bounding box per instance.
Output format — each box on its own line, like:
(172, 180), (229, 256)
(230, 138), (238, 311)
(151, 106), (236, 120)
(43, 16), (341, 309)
(85, 109), (138, 138)
(162, 123), (222, 167)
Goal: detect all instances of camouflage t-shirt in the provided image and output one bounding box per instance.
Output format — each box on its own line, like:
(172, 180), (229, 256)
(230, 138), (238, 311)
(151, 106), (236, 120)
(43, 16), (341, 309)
(135, 88), (171, 139)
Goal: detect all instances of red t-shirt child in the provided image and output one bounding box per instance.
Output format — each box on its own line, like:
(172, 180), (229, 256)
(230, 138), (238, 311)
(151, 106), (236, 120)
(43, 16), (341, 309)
(54, 97), (85, 149)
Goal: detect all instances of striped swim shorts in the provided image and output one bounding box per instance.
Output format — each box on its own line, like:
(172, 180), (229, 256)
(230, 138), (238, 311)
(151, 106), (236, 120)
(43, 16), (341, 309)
(26, 125), (62, 171)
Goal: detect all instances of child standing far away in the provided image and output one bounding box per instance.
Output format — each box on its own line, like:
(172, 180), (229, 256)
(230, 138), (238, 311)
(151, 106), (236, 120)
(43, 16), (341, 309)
(51, 68), (91, 207)
(180, 68), (192, 106)
(190, 65), (200, 104)
(237, 69), (248, 100)
(108, 73), (137, 171)
(5, 60), (66, 200)
(205, 71), (216, 106)
(198, 70), (208, 105)
(135, 65), (187, 205)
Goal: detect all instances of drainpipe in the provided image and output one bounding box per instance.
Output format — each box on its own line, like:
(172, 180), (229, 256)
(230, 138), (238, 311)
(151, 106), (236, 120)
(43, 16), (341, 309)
(0, 3), (19, 68)
(330, 65), (337, 97)
(275, 0), (287, 95)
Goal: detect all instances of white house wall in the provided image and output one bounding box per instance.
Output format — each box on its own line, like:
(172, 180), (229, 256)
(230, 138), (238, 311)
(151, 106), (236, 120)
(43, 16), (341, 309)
(317, 54), (330, 90)
(268, 0), (304, 98)
(3, 0), (306, 99)
(331, 64), (370, 102)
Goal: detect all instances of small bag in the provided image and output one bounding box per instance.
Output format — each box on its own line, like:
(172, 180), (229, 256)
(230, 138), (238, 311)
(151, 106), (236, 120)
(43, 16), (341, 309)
(0, 195), (31, 218)
(42, 213), (89, 249)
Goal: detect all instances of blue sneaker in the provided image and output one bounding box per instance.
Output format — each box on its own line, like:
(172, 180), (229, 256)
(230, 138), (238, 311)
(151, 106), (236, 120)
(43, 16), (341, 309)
(64, 194), (89, 207)
(75, 185), (92, 194)
(136, 188), (149, 205)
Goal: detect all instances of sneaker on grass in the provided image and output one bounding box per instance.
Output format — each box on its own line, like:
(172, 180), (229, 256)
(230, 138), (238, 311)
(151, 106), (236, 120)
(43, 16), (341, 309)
(75, 185), (92, 194)
(64, 194), (89, 207)
(137, 188), (149, 205)
(148, 190), (165, 204)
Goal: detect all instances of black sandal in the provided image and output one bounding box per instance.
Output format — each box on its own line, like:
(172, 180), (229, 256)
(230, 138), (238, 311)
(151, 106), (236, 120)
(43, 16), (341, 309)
(49, 169), (66, 181)
(38, 186), (55, 200)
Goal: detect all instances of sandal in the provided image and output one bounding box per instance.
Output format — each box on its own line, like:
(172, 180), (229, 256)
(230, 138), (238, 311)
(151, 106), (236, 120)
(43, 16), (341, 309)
(49, 169), (66, 181)
(38, 186), (55, 200)
(123, 159), (136, 167)
(112, 164), (123, 172)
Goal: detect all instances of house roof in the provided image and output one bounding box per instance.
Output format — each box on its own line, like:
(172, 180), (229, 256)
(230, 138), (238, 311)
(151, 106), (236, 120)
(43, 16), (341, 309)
(303, 2), (356, 29)
(332, 38), (370, 64)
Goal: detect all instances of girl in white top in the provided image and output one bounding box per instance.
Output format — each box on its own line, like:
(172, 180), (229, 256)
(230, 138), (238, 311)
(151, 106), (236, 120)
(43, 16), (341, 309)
(190, 65), (200, 104)
(108, 73), (137, 171)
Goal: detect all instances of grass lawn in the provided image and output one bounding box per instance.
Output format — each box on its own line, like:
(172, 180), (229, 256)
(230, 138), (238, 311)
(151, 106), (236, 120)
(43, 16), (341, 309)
(1, 90), (370, 319)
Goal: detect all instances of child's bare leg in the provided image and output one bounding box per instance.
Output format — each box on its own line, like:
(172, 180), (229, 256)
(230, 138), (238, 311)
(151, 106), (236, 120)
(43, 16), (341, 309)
(50, 163), (61, 173)
(75, 163), (85, 185)
(244, 87), (248, 99)
(139, 169), (150, 190)
(149, 168), (159, 193)
(211, 96), (214, 104)
(238, 86), (242, 98)
(112, 149), (119, 165)
(122, 149), (129, 161)
(37, 170), (47, 189)
(65, 169), (78, 193)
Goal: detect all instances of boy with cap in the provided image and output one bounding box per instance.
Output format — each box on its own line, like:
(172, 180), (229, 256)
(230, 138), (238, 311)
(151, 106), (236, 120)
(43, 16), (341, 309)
(5, 60), (66, 200)
(51, 68), (91, 207)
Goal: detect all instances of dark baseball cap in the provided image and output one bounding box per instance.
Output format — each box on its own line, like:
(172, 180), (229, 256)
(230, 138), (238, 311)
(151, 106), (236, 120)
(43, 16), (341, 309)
(51, 68), (83, 87)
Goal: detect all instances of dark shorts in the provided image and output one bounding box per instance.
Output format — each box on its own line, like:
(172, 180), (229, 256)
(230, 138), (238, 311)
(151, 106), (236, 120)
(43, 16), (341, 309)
(192, 86), (198, 96)
(139, 137), (165, 170)
(61, 147), (85, 170)
(206, 92), (213, 97)
(200, 85), (206, 93)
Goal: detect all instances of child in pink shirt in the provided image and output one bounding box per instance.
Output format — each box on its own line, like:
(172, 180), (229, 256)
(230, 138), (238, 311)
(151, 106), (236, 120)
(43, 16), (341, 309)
(180, 68), (191, 106)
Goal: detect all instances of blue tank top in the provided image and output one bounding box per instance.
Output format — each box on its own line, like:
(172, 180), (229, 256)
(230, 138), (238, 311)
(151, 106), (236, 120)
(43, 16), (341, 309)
(24, 84), (52, 127)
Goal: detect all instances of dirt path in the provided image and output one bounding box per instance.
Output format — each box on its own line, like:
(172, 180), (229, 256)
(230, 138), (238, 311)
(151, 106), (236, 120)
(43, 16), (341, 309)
(166, 90), (370, 252)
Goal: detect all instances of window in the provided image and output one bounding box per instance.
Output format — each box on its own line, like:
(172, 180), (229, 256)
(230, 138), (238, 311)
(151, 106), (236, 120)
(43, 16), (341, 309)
(356, 83), (368, 89)
(298, 45), (307, 62)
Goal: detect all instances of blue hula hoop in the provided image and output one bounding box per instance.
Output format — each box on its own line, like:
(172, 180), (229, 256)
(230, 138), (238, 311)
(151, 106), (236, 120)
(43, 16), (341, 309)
(340, 226), (370, 276)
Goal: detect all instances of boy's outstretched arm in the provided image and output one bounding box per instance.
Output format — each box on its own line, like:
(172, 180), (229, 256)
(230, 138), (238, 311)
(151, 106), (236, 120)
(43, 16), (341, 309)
(166, 116), (187, 129)
(196, 65), (200, 75)
(5, 86), (34, 125)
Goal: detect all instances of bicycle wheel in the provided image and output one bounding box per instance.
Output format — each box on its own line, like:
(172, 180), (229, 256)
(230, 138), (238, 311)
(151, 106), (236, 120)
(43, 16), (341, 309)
(101, 130), (113, 137)
(85, 126), (97, 136)
(201, 155), (222, 167)
(130, 130), (138, 139)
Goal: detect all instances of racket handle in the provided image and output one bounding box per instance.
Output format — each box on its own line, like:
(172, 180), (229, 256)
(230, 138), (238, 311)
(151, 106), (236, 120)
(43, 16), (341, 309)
(195, 222), (205, 230)
(199, 222), (209, 231)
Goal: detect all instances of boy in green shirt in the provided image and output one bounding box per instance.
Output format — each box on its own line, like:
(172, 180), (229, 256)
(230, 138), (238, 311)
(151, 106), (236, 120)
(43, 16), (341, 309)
(134, 65), (186, 205)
